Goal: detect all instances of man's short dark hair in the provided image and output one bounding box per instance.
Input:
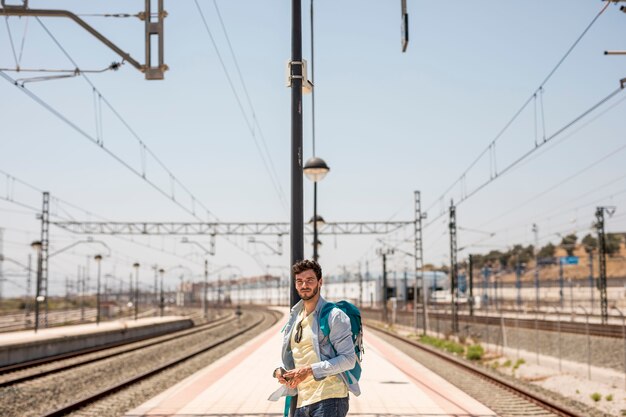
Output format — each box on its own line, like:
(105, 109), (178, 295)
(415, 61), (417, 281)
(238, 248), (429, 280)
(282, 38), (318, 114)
(292, 259), (322, 280)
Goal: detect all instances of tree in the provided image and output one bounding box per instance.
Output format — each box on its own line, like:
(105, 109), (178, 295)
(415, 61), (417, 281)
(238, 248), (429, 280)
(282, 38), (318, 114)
(606, 233), (623, 256)
(538, 243), (556, 260)
(560, 233), (577, 257)
(581, 234), (597, 254)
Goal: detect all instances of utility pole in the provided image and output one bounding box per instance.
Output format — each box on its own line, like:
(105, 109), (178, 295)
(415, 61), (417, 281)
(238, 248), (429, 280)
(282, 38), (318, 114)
(449, 200), (459, 334)
(40, 192), (50, 328)
(289, 0), (304, 312)
(80, 266), (85, 322)
(26, 254), (32, 320)
(559, 258), (564, 309)
(533, 223), (540, 310)
(0, 228), (4, 302)
(588, 251), (594, 313)
(153, 265), (159, 314)
(596, 206), (615, 324)
(203, 260), (209, 319)
(468, 255), (474, 316)
(358, 262), (363, 308)
(516, 256), (522, 307)
(377, 247), (394, 323)
(413, 191), (428, 334)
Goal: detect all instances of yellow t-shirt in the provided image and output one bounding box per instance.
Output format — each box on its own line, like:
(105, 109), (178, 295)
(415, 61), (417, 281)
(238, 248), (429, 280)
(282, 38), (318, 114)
(291, 310), (348, 407)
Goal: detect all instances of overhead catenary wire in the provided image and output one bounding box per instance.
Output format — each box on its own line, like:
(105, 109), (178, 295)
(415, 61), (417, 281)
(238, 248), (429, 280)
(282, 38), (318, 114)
(32, 18), (219, 222)
(211, 0), (286, 208)
(424, 1), (613, 216)
(193, 0), (288, 212)
(422, 85), (625, 231)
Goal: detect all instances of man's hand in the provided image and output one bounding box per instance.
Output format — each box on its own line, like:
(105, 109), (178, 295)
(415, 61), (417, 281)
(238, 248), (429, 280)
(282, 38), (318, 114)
(283, 366), (313, 389)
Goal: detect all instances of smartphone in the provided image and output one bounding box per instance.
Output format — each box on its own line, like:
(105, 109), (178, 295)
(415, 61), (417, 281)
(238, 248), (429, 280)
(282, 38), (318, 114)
(275, 367), (291, 380)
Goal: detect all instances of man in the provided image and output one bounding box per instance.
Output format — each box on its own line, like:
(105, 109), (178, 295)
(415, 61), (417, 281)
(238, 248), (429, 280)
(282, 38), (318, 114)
(269, 259), (360, 416)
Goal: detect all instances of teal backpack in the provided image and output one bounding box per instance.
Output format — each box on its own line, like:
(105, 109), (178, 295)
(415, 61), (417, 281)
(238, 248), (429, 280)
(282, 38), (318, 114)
(319, 300), (364, 383)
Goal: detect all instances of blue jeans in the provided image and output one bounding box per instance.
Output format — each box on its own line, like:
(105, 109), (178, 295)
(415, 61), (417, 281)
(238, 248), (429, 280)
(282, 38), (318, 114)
(294, 397), (349, 417)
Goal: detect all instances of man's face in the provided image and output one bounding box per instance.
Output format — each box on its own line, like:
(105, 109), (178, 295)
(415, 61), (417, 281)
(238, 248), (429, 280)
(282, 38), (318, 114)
(295, 269), (322, 301)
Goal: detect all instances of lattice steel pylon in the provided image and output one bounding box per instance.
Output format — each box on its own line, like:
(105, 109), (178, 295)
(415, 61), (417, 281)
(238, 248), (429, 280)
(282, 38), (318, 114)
(449, 200), (459, 334)
(413, 191), (428, 334)
(40, 192), (50, 328)
(596, 206), (615, 324)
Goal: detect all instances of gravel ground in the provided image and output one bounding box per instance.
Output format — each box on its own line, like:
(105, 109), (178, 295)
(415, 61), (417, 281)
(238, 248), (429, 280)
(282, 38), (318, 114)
(364, 310), (626, 372)
(0, 308), (280, 417)
(488, 352), (626, 416)
(369, 322), (612, 417)
(67, 308), (281, 417)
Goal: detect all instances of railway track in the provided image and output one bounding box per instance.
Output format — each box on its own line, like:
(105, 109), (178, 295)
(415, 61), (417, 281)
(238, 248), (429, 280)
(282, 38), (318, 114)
(0, 307), (282, 417)
(0, 313), (236, 386)
(368, 323), (602, 417)
(364, 308), (625, 338)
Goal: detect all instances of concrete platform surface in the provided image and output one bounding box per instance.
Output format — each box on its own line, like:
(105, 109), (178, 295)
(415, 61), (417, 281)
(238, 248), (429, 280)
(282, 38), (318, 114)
(125, 310), (496, 417)
(0, 316), (189, 347)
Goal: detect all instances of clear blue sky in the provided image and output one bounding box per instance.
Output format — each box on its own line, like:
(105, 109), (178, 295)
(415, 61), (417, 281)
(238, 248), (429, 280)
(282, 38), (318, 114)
(1, 0), (625, 297)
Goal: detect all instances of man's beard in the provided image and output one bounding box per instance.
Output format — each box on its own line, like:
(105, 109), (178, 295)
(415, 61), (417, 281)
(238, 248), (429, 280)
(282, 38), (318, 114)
(298, 286), (318, 301)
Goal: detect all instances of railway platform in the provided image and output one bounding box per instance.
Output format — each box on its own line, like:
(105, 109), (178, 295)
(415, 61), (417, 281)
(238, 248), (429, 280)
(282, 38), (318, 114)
(125, 310), (497, 417)
(0, 316), (192, 367)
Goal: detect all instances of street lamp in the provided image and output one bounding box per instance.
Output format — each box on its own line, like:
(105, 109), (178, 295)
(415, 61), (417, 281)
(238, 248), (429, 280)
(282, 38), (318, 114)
(94, 254), (103, 325)
(159, 268), (165, 317)
(304, 157), (330, 262)
(133, 262), (140, 320)
(31, 240), (43, 333)
(181, 238), (212, 320)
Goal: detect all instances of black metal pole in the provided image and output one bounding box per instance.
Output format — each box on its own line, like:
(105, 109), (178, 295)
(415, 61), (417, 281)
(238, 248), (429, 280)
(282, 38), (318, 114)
(204, 260), (209, 319)
(159, 269), (164, 317)
(469, 255), (474, 316)
(96, 259), (101, 325)
(313, 182), (318, 262)
(382, 253), (388, 323)
(290, 0), (303, 309)
(34, 250), (42, 333)
(134, 267), (139, 320)
(289, 1), (303, 415)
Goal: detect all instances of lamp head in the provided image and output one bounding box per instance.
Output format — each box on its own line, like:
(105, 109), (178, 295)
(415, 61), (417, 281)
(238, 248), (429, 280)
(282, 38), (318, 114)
(308, 214), (326, 229)
(303, 157), (330, 182)
(133, 262), (140, 269)
(31, 241), (42, 252)
(94, 254), (103, 262)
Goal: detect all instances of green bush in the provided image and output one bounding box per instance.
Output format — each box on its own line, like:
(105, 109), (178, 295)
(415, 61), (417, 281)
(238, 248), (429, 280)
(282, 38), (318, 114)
(502, 359), (512, 367)
(513, 358), (525, 370)
(419, 335), (464, 355)
(606, 394), (613, 401)
(466, 344), (484, 361)
(591, 393), (602, 402)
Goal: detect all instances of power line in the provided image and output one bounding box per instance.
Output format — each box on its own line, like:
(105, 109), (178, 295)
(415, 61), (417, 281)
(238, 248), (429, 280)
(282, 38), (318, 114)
(32, 18), (219, 222)
(425, 2), (613, 215)
(193, 0), (287, 211)
(422, 86), (625, 230)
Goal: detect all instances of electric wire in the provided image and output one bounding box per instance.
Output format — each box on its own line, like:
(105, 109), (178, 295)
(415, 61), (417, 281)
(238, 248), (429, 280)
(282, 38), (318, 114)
(193, 0), (288, 211)
(32, 17), (220, 222)
(4, 16), (18, 67)
(477, 140), (626, 228)
(211, 0), (286, 209)
(424, 1), (613, 215)
(422, 86), (625, 230)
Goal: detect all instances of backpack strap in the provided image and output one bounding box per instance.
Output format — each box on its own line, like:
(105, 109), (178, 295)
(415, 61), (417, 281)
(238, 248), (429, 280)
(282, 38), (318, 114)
(319, 302), (337, 338)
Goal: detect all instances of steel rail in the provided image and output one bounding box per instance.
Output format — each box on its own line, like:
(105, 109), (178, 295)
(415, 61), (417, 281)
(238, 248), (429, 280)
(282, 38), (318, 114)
(41, 309), (280, 417)
(0, 314), (237, 388)
(367, 308), (625, 338)
(0, 314), (234, 378)
(368, 324), (585, 417)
